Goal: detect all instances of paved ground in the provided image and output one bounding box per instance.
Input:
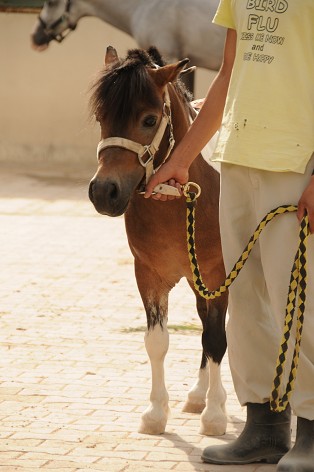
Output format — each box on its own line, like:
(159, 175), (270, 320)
(0, 166), (295, 471)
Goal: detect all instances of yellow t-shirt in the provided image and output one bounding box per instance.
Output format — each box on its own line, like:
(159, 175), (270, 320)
(212, 0), (314, 173)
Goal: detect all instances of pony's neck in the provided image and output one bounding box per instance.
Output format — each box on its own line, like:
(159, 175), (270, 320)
(77, 0), (143, 36)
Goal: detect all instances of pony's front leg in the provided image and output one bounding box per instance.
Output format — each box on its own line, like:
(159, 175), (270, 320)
(200, 359), (227, 436)
(139, 321), (170, 435)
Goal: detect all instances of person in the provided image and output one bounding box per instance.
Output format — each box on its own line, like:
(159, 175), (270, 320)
(144, 1), (314, 470)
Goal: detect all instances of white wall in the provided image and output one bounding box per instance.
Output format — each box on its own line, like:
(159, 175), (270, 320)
(0, 12), (215, 175)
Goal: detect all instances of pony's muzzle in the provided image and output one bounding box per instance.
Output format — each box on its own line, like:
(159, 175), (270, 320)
(88, 178), (125, 217)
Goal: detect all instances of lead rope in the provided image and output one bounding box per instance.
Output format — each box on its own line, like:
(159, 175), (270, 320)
(184, 188), (310, 413)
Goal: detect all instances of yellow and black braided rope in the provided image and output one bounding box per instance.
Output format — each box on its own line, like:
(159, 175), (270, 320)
(185, 192), (310, 412)
(270, 214), (309, 412)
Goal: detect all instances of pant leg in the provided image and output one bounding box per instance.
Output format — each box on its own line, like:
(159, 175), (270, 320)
(220, 164), (282, 406)
(220, 156), (314, 419)
(256, 155), (314, 420)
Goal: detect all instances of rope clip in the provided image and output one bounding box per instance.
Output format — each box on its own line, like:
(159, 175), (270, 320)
(182, 182), (201, 199)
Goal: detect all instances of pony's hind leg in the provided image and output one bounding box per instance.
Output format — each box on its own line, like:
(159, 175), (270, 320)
(199, 295), (228, 436)
(183, 294), (209, 414)
(182, 345), (209, 414)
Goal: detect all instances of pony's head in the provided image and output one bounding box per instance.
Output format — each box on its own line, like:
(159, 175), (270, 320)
(31, 0), (79, 51)
(88, 46), (191, 216)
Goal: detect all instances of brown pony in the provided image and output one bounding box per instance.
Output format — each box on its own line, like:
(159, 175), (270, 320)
(88, 46), (228, 436)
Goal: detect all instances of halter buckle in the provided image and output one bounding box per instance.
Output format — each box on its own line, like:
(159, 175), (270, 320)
(138, 146), (154, 168)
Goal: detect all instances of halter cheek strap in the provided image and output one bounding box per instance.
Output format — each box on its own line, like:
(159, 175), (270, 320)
(96, 86), (175, 184)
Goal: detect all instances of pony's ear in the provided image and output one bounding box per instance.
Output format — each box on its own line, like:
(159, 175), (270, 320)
(150, 58), (190, 86)
(180, 65), (196, 76)
(104, 46), (119, 66)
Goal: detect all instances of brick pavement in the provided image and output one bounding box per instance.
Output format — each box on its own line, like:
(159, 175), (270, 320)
(0, 167), (293, 471)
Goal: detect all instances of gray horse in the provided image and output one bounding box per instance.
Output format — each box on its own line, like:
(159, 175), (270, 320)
(31, 0), (225, 72)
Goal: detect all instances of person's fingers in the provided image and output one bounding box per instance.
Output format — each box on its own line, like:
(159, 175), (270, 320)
(297, 203), (314, 234)
(152, 194), (170, 201)
(144, 176), (159, 198)
(297, 202), (305, 223)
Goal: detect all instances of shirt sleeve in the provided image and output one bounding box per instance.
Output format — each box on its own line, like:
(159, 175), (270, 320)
(212, 0), (235, 30)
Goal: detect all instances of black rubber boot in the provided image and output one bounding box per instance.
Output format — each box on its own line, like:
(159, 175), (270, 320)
(277, 417), (314, 471)
(201, 402), (291, 465)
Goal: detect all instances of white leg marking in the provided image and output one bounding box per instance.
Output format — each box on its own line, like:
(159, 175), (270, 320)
(200, 360), (227, 436)
(139, 323), (170, 435)
(182, 364), (209, 413)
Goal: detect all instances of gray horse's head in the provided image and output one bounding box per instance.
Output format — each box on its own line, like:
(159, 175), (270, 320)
(31, 0), (80, 51)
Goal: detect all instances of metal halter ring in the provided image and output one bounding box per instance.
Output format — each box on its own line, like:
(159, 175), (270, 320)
(182, 182), (202, 199)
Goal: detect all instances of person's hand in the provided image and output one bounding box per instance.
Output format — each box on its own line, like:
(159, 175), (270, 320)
(297, 176), (314, 233)
(150, 179), (183, 201)
(144, 159), (189, 201)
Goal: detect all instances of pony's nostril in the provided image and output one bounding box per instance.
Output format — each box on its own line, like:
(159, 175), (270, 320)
(89, 180), (119, 207)
(108, 182), (118, 201)
(88, 181), (95, 203)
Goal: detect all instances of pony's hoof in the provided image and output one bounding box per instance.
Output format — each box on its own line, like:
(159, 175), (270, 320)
(182, 399), (206, 414)
(183, 383), (207, 413)
(138, 406), (169, 435)
(199, 408), (227, 436)
(138, 419), (166, 435)
(199, 419), (227, 436)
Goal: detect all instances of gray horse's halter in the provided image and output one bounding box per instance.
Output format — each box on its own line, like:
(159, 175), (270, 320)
(39, 0), (76, 43)
(96, 86), (175, 185)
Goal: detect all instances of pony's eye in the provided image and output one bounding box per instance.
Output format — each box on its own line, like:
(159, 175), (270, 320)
(143, 115), (157, 128)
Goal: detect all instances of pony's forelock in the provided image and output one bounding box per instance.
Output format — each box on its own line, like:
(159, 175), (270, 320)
(89, 48), (190, 131)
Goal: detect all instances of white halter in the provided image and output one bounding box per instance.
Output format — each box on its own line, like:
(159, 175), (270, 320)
(96, 86), (175, 184)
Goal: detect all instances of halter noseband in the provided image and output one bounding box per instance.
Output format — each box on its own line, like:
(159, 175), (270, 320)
(96, 86), (175, 184)
(39, 0), (76, 43)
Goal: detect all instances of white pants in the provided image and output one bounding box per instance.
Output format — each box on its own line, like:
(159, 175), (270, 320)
(219, 155), (314, 419)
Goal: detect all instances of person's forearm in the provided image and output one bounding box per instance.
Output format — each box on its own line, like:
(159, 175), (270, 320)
(144, 29), (236, 199)
(170, 66), (232, 171)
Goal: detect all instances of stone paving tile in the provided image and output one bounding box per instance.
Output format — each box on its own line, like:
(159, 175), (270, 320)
(0, 169), (294, 471)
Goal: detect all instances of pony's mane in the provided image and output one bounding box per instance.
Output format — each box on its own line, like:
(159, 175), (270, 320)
(90, 47), (191, 133)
